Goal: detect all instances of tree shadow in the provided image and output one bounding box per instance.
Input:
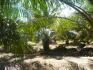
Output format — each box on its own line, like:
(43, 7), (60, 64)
(0, 54), (23, 70)
(43, 47), (93, 57)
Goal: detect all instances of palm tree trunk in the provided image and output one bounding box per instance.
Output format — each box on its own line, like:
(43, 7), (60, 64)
(42, 33), (50, 52)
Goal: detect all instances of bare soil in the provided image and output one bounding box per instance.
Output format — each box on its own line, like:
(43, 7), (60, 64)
(0, 44), (93, 70)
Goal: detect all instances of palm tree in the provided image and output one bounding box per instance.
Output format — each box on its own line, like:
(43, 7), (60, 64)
(0, 0), (25, 54)
(1, 0), (93, 53)
(59, 0), (93, 27)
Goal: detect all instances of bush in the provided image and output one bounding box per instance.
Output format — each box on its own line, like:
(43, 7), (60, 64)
(0, 15), (23, 53)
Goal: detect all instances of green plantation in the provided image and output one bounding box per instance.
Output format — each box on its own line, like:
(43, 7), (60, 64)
(0, 0), (93, 69)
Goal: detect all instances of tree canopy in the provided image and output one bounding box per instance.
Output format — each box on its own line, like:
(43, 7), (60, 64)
(0, 0), (93, 53)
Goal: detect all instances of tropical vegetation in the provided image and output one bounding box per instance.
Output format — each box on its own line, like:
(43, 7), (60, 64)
(0, 0), (93, 54)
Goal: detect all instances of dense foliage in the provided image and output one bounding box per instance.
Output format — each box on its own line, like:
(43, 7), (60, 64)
(0, 0), (93, 53)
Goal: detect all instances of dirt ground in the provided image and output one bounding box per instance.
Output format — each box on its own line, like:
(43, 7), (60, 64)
(24, 56), (93, 70)
(0, 43), (93, 70)
(0, 53), (93, 70)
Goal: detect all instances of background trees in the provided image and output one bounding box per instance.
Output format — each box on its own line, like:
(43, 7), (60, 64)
(0, 0), (93, 53)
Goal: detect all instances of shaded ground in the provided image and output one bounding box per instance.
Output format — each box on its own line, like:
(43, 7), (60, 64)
(0, 53), (93, 70)
(0, 43), (93, 70)
(37, 43), (93, 56)
(44, 47), (93, 56)
(23, 56), (93, 70)
(0, 53), (22, 70)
